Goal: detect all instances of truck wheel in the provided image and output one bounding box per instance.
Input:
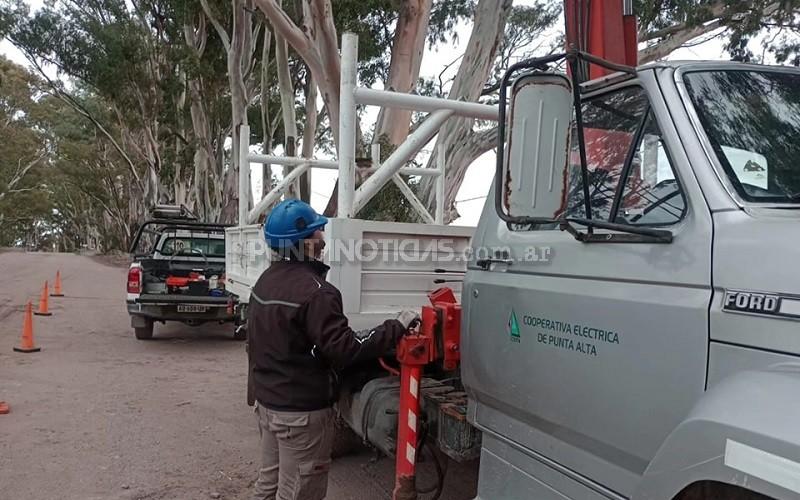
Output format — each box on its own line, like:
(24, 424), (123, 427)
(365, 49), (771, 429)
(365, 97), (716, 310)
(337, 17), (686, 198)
(134, 321), (154, 340)
(233, 325), (247, 341)
(675, 481), (771, 500)
(331, 416), (361, 459)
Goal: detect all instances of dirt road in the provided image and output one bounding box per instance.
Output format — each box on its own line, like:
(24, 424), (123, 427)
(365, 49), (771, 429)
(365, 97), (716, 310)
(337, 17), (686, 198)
(0, 252), (478, 500)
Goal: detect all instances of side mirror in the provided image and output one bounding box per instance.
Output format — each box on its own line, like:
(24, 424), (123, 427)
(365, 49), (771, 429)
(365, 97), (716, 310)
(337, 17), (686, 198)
(498, 73), (573, 224)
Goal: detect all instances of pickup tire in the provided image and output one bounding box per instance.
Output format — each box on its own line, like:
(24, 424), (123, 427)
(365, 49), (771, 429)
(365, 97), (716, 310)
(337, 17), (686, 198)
(134, 321), (154, 340)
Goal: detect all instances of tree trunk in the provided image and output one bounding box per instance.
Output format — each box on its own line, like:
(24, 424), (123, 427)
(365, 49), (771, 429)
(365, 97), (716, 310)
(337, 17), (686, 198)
(300, 73), (318, 202)
(253, 0), (341, 148)
(188, 78), (217, 221)
(372, 0), (433, 146)
(220, 0), (254, 224)
(419, 0), (512, 222)
(305, 0), (341, 147)
(276, 14), (299, 198)
(441, 127), (497, 221)
(174, 68), (189, 208)
(261, 24), (274, 198)
(183, 16), (213, 217)
(639, 20), (725, 64)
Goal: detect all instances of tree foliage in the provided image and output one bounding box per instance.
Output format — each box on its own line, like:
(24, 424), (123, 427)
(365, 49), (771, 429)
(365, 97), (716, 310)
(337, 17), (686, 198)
(637, 1), (800, 64)
(0, 55), (137, 250)
(1, 0), (249, 245)
(1, 0), (798, 250)
(0, 56), (50, 246)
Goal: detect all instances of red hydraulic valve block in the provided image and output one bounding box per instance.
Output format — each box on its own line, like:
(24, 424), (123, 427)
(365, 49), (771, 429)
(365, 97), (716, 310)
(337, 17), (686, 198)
(421, 287), (461, 371)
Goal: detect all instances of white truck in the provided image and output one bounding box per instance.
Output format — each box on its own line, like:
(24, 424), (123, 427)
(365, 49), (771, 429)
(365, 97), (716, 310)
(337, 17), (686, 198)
(127, 206), (238, 340)
(225, 218), (472, 330)
(226, 30), (800, 500)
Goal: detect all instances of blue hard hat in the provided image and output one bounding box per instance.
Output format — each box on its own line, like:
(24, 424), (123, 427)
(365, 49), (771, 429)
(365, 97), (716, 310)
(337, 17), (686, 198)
(264, 199), (328, 249)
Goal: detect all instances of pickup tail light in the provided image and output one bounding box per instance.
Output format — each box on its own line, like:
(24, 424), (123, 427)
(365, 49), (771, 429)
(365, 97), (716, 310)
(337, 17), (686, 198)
(127, 267), (142, 294)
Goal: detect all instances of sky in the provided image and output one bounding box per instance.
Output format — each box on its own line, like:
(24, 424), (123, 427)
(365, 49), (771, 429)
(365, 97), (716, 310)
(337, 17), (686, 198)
(1, 0), (741, 227)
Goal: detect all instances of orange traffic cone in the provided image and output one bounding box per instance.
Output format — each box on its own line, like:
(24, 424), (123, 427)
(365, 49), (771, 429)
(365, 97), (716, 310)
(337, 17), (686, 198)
(0, 401), (9, 414)
(14, 301), (40, 353)
(34, 281), (52, 317)
(51, 270), (64, 297)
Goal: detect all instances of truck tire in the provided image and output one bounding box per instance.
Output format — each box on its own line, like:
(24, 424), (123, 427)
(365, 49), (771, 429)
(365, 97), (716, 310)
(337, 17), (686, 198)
(331, 416), (361, 459)
(134, 321), (154, 340)
(675, 481), (771, 500)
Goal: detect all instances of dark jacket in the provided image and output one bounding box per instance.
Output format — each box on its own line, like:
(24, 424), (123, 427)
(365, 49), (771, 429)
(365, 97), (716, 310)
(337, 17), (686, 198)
(247, 258), (406, 411)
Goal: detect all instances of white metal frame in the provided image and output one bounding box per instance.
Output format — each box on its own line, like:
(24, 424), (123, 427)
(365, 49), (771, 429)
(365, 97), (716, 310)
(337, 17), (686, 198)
(238, 32), (499, 227)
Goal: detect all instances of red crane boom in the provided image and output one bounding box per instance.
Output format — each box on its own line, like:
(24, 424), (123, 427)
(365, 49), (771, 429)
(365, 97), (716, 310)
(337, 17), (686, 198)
(564, 0), (638, 79)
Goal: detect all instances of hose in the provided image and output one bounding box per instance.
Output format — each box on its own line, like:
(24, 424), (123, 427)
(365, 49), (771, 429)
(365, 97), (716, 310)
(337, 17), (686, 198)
(414, 418), (448, 500)
(378, 357), (400, 376)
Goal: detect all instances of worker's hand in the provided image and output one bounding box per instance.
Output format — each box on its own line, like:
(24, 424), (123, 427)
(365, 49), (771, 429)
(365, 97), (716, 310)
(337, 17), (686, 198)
(396, 310), (421, 331)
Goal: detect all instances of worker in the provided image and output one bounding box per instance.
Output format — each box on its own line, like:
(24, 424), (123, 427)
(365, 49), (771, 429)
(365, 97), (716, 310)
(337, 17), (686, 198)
(248, 199), (419, 500)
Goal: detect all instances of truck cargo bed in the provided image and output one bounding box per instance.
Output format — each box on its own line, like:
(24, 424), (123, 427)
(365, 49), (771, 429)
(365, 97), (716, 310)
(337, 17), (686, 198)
(225, 218), (473, 329)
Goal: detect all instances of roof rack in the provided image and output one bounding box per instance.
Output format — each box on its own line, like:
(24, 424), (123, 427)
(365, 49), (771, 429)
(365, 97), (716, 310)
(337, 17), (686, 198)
(150, 204), (197, 220)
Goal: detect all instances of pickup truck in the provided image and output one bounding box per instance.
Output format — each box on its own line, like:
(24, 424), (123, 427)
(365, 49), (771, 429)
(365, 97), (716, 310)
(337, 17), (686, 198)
(127, 207), (238, 340)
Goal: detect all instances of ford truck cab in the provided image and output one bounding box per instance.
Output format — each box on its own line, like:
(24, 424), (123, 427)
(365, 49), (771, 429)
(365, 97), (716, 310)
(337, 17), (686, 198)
(463, 61), (800, 499)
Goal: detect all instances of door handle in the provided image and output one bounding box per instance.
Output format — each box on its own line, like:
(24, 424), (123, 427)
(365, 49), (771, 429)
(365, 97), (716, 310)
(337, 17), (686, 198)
(476, 257), (514, 270)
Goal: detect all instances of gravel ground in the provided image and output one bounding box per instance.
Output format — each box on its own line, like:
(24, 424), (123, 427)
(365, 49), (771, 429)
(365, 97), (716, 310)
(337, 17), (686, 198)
(0, 252), (478, 500)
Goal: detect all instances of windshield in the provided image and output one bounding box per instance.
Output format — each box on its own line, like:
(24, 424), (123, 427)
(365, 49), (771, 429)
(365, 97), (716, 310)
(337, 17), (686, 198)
(160, 237), (225, 258)
(683, 69), (800, 204)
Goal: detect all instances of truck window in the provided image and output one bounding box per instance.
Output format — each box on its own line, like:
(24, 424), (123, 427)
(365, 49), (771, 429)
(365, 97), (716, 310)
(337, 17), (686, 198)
(525, 85), (686, 229)
(560, 86), (649, 221)
(614, 114), (686, 226)
(683, 69), (800, 204)
(161, 237), (225, 258)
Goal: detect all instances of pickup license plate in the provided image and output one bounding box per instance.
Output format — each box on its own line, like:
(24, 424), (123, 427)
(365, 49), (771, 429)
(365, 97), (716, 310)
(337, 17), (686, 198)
(177, 305), (208, 313)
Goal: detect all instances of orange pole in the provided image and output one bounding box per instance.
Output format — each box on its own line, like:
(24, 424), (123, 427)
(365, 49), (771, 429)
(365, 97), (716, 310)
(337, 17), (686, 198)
(14, 301), (41, 353)
(34, 281), (52, 317)
(393, 362), (422, 500)
(392, 332), (434, 500)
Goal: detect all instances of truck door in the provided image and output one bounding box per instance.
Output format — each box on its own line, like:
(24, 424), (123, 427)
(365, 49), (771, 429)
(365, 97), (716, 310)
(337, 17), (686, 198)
(462, 80), (713, 496)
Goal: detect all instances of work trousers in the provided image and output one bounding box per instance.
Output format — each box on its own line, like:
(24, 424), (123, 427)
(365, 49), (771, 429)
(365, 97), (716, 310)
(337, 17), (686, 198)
(252, 403), (334, 500)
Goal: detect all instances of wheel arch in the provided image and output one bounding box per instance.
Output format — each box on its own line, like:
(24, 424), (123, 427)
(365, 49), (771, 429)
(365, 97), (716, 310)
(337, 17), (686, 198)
(634, 367), (800, 500)
(672, 480), (773, 500)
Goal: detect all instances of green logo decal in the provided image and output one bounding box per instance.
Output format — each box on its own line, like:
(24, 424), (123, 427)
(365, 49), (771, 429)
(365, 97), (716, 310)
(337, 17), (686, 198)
(508, 309), (521, 342)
